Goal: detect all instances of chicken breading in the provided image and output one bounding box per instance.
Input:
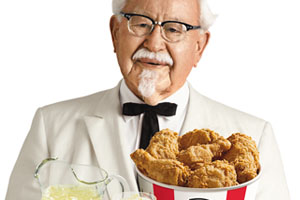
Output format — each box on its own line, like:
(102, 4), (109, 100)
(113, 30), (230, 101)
(179, 129), (220, 150)
(178, 129), (231, 165)
(177, 145), (213, 166)
(187, 160), (238, 188)
(222, 133), (260, 183)
(145, 129), (179, 160)
(178, 129), (231, 156)
(130, 149), (190, 186)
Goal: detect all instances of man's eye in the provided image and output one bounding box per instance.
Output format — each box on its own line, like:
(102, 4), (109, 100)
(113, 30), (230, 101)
(166, 27), (179, 33)
(136, 23), (149, 28)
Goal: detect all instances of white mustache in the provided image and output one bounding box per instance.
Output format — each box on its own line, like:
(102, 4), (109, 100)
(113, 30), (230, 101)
(132, 48), (173, 66)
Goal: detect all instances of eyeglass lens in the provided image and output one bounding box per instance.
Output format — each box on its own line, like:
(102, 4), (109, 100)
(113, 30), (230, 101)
(128, 15), (186, 42)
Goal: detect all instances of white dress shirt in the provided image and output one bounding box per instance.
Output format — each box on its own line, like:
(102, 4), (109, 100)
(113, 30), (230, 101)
(119, 79), (189, 155)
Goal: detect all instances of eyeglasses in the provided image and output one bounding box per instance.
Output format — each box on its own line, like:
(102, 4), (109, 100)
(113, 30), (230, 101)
(120, 12), (201, 43)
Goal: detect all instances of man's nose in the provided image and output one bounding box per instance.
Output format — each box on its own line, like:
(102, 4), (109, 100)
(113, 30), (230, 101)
(143, 25), (166, 52)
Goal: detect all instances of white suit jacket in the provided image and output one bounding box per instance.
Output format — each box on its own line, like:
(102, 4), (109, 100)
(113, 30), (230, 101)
(6, 82), (290, 199)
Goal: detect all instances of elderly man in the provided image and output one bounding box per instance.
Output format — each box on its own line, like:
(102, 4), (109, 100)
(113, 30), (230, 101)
(6, 0), (289, 199)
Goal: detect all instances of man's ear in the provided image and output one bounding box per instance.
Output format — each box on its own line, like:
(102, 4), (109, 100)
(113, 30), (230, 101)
(110, 15), (120, 53)
(194, 31), (210, 67)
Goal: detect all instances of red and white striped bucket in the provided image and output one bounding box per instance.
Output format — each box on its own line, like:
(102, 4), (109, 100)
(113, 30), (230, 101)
(137, 168), (261, 200)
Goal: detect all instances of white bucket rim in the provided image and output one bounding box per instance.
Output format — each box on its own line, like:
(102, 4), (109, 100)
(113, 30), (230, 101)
(137, 166), (262, 192)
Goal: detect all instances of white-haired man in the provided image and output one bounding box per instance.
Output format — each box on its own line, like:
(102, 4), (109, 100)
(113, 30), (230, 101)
(6, 0), (289, 199)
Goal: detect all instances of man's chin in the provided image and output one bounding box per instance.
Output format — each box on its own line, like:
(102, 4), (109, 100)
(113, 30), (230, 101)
(140, 88), (172, 105)
(142, 93), (161, 106)
(138, 87), (157, 105)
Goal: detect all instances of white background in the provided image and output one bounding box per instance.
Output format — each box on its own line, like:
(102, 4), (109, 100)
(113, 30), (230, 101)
(0, 0), (299, 199)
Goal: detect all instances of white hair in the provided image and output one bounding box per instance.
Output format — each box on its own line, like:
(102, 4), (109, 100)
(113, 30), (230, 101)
(112, 0), (216, 31)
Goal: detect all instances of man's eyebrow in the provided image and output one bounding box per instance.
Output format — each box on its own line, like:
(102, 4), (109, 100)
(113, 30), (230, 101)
(126, 9), (182, 22)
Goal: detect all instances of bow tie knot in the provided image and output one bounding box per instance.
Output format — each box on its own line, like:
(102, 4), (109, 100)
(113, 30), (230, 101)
(122, 102), (177, 149)
(122, 102), (177, 116)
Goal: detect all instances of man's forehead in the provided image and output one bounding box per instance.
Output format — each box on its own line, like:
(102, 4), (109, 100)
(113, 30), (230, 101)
(122, 0), (200, 22)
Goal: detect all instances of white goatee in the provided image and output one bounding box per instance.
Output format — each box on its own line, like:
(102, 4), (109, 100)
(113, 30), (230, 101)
(138, 69), (158, 98)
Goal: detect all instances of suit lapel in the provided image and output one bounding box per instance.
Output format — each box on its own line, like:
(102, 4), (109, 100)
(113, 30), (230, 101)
(180, 83), (212, 134)
(181, 83), (234, 136)
(83, 82), (138, 193)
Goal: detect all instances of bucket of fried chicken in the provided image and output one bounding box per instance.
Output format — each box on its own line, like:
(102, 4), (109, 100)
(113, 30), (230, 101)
(131, 129), (261, 200)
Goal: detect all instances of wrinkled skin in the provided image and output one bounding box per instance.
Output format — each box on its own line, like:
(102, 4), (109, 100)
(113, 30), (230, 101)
(110, 0), (210, 105)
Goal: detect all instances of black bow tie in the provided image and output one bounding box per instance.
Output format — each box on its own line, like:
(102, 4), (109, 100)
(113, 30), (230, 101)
(122, 102), (177, 149)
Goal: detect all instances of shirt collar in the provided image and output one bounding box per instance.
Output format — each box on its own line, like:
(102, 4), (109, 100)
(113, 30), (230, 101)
(120, 79), (189, 122)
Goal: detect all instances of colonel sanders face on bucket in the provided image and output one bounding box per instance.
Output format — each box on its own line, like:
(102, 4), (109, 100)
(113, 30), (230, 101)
(110, 0), (210, 105)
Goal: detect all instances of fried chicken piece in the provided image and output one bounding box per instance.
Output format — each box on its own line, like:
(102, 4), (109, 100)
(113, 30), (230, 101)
(179, 129), (231, 154)
(177, 145), (213, 166)
(131, 149), (190, 186)
(222, 133), (260, 183)
(187, 160), (238, 188)
(179, 129), (219, 150)
(177, 140), (233, 167)
(146, 129), (179, 159)
(178, 129), (231, 166)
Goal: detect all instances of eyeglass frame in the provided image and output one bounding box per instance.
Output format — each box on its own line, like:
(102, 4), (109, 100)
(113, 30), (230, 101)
(119, 12), (201, 42)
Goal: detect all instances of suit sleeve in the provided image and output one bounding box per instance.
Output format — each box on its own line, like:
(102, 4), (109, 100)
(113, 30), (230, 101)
(6, 108), (49, 200)
(256, 122), (290, 199)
